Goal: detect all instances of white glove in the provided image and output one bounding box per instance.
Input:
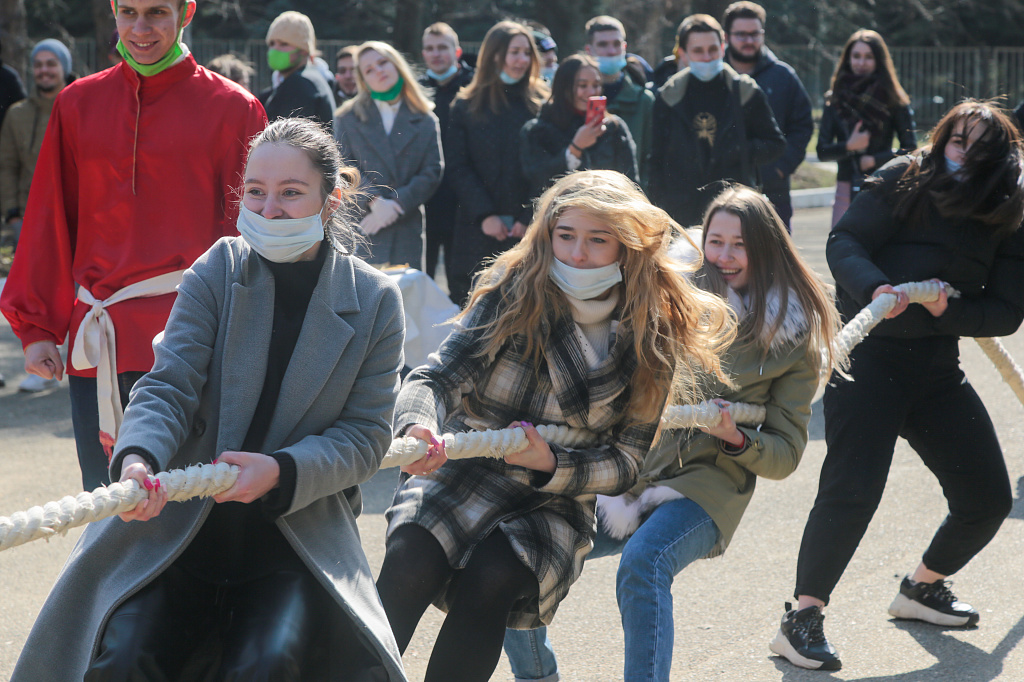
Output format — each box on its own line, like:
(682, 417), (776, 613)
(375, 198), (404, 224)
(360, 210), (387, 236)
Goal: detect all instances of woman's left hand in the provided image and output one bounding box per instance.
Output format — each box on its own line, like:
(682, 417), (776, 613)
(859, 155), (876, 172)
(921, 278), (949, 317)
(504, 421), (556, 473)
(699, 400), (745, 448)
(508, 221), (528, 239)
(213, 451), (281, 504)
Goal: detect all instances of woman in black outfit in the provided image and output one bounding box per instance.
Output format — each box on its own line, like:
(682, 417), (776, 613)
(771, 100), (1024, 672)
(444, 20), (548, 307)
(519, 54), (638, 200)
(817, 29), (916, 227)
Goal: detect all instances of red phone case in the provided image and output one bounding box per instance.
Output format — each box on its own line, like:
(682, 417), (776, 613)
(585, 96), (607, 126)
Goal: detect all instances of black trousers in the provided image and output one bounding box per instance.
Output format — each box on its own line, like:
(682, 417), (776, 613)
(85, 564), (382, 681)
(795, 335), (1012, 604)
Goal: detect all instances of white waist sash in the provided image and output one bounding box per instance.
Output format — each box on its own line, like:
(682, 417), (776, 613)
(71, 270), (186, 453)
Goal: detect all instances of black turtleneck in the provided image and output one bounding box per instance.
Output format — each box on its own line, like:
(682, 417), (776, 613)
(178, 242), (328, 583)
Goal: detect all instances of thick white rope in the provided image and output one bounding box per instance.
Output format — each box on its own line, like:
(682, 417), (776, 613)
(975, 336), (1024, 406)
(381, 402), (767, 469)
(0, 463), (238, 553)
(834, 280), (955, 364)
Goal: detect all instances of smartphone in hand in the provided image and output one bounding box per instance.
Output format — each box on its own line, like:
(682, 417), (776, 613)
(585, 96), (607, 126)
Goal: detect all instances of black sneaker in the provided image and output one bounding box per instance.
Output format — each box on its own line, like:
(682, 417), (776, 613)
(769, 602), (842, 670)
(888, 576), (979, 627)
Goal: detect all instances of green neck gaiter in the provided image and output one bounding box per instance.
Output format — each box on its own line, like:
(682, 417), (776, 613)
(369, 76), (405, 102)
(114, 0), (188, 77)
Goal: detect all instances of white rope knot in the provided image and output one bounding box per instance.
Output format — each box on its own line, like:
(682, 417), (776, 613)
(0, 462), (238, 553)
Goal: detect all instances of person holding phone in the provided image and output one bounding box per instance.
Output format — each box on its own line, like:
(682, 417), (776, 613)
(521, 54), (638, 202)
(816, 29), (915, 227)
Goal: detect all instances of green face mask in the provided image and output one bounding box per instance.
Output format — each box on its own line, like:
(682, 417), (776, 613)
(369, 75), (405, 102)
(113, 0), (189, 77)
(267, 48), (297, 72)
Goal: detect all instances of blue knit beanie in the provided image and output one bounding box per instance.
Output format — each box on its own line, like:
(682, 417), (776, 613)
(32, 39), (72, 77)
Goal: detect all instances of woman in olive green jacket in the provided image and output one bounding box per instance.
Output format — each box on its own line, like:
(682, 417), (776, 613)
(503, 185), (842, 682)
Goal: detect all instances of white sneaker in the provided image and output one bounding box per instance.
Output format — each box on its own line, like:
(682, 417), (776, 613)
(18, 374), (59, 392)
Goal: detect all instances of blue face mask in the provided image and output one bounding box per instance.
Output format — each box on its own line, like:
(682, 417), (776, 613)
(426, 63), (458, 82)
(499, 69), (525, 85)
(540, 65), (558, 81)
(945, 154), (966, 180)
(689, 58), (724, 82)
(597, 54), (627, 76)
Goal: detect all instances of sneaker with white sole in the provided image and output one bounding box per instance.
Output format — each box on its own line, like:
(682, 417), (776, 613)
(769, 602), (842, 671)
(18, 374), (59, 393)
(888, 576), (979, 627)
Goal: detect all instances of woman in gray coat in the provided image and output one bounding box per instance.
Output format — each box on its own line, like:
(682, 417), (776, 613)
(12, 119), (408, 682)
(334, 41), (443, 271)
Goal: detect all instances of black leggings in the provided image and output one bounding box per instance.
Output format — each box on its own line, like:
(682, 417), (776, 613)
(795, 336), (1012, 604)
(84, 564), (374, 681)
(376, 524), (537, 682)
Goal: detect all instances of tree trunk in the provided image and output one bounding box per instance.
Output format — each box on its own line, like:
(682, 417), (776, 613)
(1, 0), (29, 82)
(93, 0), (116, 74)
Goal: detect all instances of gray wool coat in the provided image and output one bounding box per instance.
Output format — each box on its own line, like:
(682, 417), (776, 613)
(334, 100), (443, 269)
(12, 237), (408, 682)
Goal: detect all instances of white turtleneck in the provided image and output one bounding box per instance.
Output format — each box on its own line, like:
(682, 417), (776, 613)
(375, 98), (403, 135)
(564, 287), (620, 367)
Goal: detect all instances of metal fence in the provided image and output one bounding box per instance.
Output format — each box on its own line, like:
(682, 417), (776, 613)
(774, 45), (1024, 129)
(61, 38), (1024, 129)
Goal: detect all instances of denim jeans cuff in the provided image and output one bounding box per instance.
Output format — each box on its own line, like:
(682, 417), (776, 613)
(514, 674), (559, 682)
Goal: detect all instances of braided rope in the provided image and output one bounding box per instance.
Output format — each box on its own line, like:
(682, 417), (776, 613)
(975, 337), (1024, 406)
(0, 463), (238, 553)
(381, 423), (599, 468)
(835, 281), (955, 364)
(660, 402), (767, 430)
(381, 402), (767, 469)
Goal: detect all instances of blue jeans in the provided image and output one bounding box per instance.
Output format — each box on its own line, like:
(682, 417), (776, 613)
(68, 371), (146, 491)
(503, 497), (720, 681)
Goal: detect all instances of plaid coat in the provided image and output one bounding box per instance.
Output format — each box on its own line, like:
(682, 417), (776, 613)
(386, 287), (661, 628)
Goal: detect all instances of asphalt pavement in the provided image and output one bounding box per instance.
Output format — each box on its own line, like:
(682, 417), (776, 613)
(3, 207), (1024, 680)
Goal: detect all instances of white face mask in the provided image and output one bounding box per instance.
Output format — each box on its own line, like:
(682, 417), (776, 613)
(237, 202), (326, 263)
(549, 258), (622, 300)
(690, 58), (724, 82)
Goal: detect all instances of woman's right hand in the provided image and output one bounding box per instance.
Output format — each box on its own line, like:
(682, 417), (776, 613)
(481, 215), (508, 242)
(401, 424), (448, 476)
(572, 117), (607, 153)
(117, 454), (168, 522)
(872, 284), (910, 319)
(846, 120), (870, 153)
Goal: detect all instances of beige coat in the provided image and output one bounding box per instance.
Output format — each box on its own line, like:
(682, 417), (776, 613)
(0, 95), (53, 219)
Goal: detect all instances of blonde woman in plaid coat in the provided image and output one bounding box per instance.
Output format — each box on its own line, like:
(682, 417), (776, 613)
(376, 170), (737, 682)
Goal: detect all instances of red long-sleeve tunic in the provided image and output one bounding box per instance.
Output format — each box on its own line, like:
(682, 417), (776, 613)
(1, 55), (267, 377)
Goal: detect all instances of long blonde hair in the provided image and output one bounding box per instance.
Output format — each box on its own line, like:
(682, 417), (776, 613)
(697, 186), (843, 372)
(463, 171), (736, 423)
(338, 41), (434, 122)
(457, 20), (548, 117)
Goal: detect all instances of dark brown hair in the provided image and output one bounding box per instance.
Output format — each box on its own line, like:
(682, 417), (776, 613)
(457, 20), (548, 116)
(722, 1), (766, 35)
(541, 54), (600, 130)
(886, 100), (1024, 236)
(675, 14), (725, 53)
(829, 29), (910, 108)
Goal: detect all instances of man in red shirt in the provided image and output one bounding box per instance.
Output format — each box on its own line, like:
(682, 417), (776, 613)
(0, 0), (267, 489)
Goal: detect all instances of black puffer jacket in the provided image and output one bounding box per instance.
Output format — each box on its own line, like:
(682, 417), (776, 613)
(519, 106), (638, 201)
(445, 92), (534, 279)
(817, 99), (916, 184)
(828, 155), (1024, 339)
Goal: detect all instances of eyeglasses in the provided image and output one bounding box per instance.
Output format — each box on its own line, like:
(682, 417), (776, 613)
(730, 30), (765, 42)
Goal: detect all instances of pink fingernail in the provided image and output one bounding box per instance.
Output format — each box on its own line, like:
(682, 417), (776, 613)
(155, 480), (161, 490)
(212, 459), (218, 464)
(144, 479), (153, 490)
(523, 421), (533, 427)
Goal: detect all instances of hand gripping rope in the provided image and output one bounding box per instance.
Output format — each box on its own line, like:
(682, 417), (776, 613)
(0, 463), (238, 553)
(5, 281), (1024, 551)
